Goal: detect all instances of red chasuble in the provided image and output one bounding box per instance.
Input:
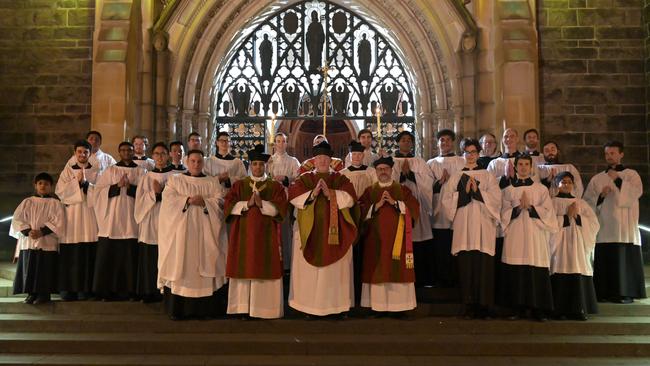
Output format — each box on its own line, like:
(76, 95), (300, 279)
(288, 171), (358, 267)
(359, 182), (420, 284)
(298, 157), (344, 175)
(224, 177), (287, 280)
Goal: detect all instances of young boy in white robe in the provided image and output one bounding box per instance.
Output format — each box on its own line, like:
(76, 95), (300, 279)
(92, 141), (146, 301)
(134, 142), (176, 302)
(537, 141), (584, 198)
(441, 138), (501, 319)
(158, 150), (229, 320)
(55, 140), (100, 301)
(550, 172), (600, 320)
(584, 140), (645, 304)
(11, 173), (64, 304)
(499, 154), (558, 321)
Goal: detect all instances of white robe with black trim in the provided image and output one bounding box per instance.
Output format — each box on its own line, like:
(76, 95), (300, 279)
(56, 163), (99, 244)
(391, 155), (434, 242)
(11, 196), (65, 256)
(134, 168), (177, 245)
(428, 155), (465, 229)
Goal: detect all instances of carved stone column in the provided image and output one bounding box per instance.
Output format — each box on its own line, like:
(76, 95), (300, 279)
(181, 109), (195, 142)
(167, 107), (179, 141)
(197, 112), (211, 154)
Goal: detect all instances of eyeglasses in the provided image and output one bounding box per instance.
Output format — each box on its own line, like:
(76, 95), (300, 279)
(463, 150), (479, 155)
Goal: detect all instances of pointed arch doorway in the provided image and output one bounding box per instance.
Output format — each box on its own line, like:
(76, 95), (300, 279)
(277, 119), (357, 162)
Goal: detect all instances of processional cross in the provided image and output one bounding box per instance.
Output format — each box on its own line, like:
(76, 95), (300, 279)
(318, 60), (334, 136)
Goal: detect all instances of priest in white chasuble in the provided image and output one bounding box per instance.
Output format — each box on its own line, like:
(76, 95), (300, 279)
(537, 141), (584, 198)
(359, 156), (419, 314)
(267, 132), (300, 271)
(391, 131), (434, 288)
(224, 145), (288, 319)
(55, 140), (100, 301)
(499, 154), (558, 321)
(134, 142), (176, 302)
(92, 141), (146, 301)
(288, 141), (358, 317)
(158, 150), (228, 320)
(427, 129), (465, 288)
(584, 140), (645, 304)
(550, 172), (600, 320)
(203, 131), (247, 192)
(441, 138), (501, 319)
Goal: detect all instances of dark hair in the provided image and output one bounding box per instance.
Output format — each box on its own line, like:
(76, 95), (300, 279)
(186, 149), (204, 158)
(86, 130), (102, 141)
(514, 153), (533, 166)
(131, 135), (149, 145)
(543, 140), (559, 150)
(74, 140), (92, 151)
(357, 128), (372, 139)
(187, 132), (201, 141)
(118, 141), (134, 149)
(523, 128), (539, 140)
(554, 171), (575, 186)
(151, 142), (169, 153)
(460, 138), (481, 153)
(34, 172), (53, 185)
(275, 132), (287, 140)
(169, 140), (183, 150)
(216, 131), (229, 140)
(436, 129), (456, 141)
(396, 130), (414, 143)
(604, 140), (624, 153)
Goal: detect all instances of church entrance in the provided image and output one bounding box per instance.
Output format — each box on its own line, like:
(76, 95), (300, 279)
(211, 0), (416, 159)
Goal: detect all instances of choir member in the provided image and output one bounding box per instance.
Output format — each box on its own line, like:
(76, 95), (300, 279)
(441, 138), (501, 318)
(549, 172), (600, 320)
(392, 131), (434, 287)
(288, 141), (358, 317)
(538, 141), (583, 198)
(584, 141), (645, 304)
(134, 142), (175, 302)
(359, 156), (419, 315)
(344, 129), (379, 167)
(478, 133), (500, 169)
(158, 150), (228, 320)
(66, 130), (116, 173)
(92, 141), (145, 301)
(55, 140), (99, 301)
(203, 131), (246, 192)
(169, 140), (187, 172)
(224, 145), (288, 319)
(428, 129), (464, 288)
(132, 135), (155, 171)
(181, 132), (203, 167)
(499, 155), (558, 321)
(523, 128), (544, 166)
(11, 173), (64, 304)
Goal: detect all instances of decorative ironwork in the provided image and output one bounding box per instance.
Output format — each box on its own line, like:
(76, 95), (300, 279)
(212, 0), (416, 153)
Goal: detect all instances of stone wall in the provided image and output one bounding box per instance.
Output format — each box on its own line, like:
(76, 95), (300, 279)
(0, 1), (95, 257)
(538, 0), (649, 207)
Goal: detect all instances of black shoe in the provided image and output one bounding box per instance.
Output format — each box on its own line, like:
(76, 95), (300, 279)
(573, 312), (588, 321)
(532, 309), (548, 322)
(23, 294), (36, 304)
(32, 294), (51, 305)
(617, 297), (633, 304)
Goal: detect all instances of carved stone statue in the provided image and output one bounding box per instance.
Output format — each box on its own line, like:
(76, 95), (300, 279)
(259, 34), (273, 81)
(380, 84), (399, 115)
(282, 84), (300, 116)
(306, 11), (324, 73)
(332, 84), (349, 116)
(231, 85), (251, 116)
(358, 34), (371, 81)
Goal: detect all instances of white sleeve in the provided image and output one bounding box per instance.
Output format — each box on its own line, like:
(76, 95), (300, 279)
(260, 201), (279, 217)
(230, 201), (249, 215)
(289, 190), (312, 209)
(334, 190), (354, 209)
(617, 171), (643, 208)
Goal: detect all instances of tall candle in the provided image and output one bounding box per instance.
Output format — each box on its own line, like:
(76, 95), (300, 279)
(376, 106), (382, 147)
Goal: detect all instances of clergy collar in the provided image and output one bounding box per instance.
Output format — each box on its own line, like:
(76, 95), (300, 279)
(378, 180), (394, 187)
(250, 174), (268, 182)
(152, 165), (173, 173)
(556, 192), (574, 199)
(462, 165), (482, 171)
(71, 163), (93, 170)
(395, 151), (414, 158)
(134, 155), (149, 160)
(606, 164), (625, 172)
(439, 152), (455, 158)
(33, 193), (55, 199)
(512, 176), (534, 187)
(215, 152), (235, 160)
(116, 160), (138, 168)
(347, 165), (367, 172)
(171, 163), (186, 171)
(184, 172), (206, 177)
(526, 150), (540, 156)
(501, 151), (521, 159)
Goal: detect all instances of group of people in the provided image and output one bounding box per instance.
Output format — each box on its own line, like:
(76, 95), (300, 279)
(10, 126), (645, 322)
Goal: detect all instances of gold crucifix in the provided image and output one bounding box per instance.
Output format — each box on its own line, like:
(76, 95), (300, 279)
(319, 60), (332, 136)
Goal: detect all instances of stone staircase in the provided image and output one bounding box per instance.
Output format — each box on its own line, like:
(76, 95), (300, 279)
(0, 264), (649, 365)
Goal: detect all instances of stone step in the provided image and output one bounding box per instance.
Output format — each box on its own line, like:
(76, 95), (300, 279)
(0, 355), (649, 366)
(1, 332), (650, 357)
(3, 313), (650, 335)
(0, 262), (15, 281)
